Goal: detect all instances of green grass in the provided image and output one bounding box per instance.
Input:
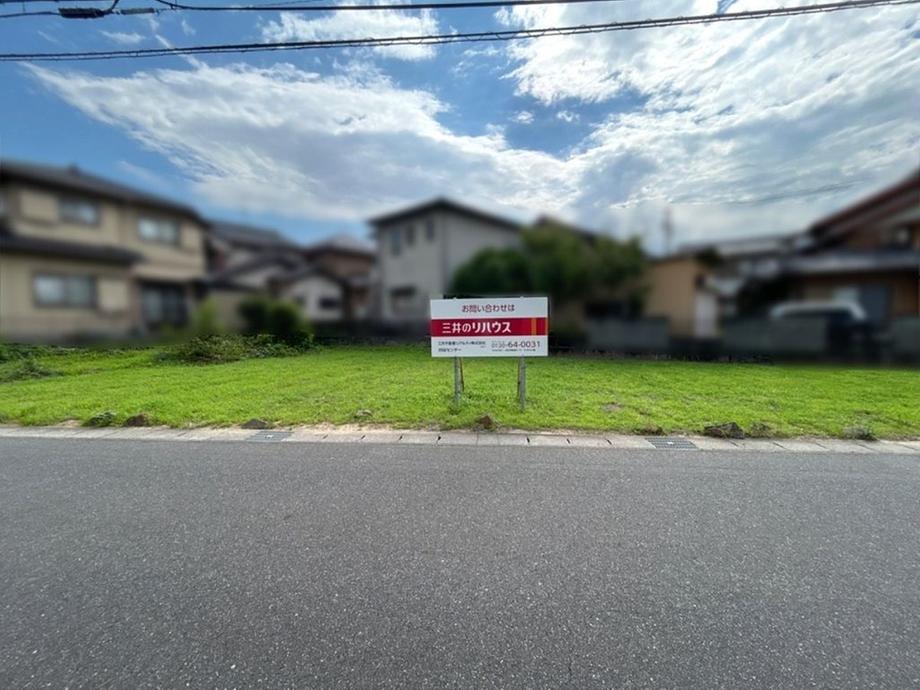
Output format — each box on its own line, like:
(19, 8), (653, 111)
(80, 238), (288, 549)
(0, 345), (918, 438)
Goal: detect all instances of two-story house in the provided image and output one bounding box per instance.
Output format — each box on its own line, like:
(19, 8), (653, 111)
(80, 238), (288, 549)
(0, 160), (208, 341)
(783, 168), (919, 325)
(369, 198), (523, 322)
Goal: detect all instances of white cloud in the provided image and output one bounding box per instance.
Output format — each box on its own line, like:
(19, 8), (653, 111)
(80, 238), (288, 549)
(37, 30), (61, 45)
(100, 31), (145, 46)
(512, 110), (534, 124)
(27, 2), (920, 249)
(261, 6), (440, 61)
(556, 110), (577, 123)
(27, 62), (569, 221)
(117, 160), (168, 188)
(494, 0), (920, 243)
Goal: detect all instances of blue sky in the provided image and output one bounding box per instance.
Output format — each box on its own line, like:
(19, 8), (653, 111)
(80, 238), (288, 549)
(1, 0), (918, 250)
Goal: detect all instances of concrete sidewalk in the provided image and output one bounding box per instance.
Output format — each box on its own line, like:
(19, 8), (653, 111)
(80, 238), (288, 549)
(1, 424), (918, 454)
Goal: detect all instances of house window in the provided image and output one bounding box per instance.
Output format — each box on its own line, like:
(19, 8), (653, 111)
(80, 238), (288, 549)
(33, 274), (96, 308)
(425, 218), (435, 241)
(390, 227), (402, 256)
(389, 286), (417, 317)
(138, 217), (180, 245)
(405, 224), (416, 246)
(140, 283), (187, 328)
(319, 297), (342, 311)
(59, 197), (99, 225)
(887, 226), (912, 248)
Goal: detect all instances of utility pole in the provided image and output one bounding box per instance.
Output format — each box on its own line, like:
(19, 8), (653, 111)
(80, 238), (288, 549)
(662, 206), (674, 256)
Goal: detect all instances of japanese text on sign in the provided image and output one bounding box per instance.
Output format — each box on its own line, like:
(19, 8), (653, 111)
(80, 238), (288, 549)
(430, 297), (548, 358)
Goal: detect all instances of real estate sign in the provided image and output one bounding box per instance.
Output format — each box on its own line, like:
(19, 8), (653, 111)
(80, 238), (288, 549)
(430, 297), (549, 358)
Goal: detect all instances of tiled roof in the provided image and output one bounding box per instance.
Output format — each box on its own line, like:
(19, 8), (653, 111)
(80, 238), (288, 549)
(0, 159), (200, 219)
(207, 219), (297, 249)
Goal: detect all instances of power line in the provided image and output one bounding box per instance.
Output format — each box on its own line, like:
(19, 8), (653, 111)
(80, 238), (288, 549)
(1, 0), (915, 58)
(148, 0), (632, 12)
(0, 9), (57, 16)
(1, 0), (121, 18)
(58, 0), (120, 17)
(0, 0), (635, 19)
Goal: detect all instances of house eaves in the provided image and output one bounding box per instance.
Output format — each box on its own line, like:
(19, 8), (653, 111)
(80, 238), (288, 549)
(0, 228), (141, 265)
(368, 197), (523, 232)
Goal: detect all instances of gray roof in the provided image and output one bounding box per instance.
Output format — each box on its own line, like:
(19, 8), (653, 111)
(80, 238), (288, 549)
(677, 231), (803, 259)
(784, 249), (920, 275)
(0, 159), (200, 219)
(368, 197), (522, 232)
(209, 251), (305, 284)
(273, 263), (344, 287)
(304, 233), (375, 256)
(207, 219), (297, 250)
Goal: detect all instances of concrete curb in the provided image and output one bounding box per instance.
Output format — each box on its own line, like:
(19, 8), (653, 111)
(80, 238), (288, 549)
(1, 424), (918, 454)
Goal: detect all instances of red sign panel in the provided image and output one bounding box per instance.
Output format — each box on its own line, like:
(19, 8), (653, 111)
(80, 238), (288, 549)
(430, 317), (548, 337)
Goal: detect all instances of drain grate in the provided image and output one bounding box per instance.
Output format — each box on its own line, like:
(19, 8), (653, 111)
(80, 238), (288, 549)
(646, 436), (698, 450)
(247, 430), (292, 442)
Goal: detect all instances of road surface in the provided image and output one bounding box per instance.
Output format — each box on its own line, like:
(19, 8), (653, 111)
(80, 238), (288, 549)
(1, 437), (919, 687)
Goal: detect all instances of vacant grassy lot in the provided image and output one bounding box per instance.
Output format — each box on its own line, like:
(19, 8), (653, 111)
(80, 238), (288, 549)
(1, 345), (918, 438)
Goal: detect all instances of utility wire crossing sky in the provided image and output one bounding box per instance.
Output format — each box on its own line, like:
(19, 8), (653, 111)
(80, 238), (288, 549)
(2, 0), (916, 60)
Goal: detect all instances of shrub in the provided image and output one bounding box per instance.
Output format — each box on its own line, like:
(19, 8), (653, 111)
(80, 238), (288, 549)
(0, 357), (59, 383)
(85, 410), (117, 427)
(842, 424), (876, 441)
(239, 295), (273, 336)
(189, 298), (223, 338)
(161, 334), (309, 364)
(0, 343), (56, 362)
(239, 295), (313, 348)
(163, 335), (250, 364)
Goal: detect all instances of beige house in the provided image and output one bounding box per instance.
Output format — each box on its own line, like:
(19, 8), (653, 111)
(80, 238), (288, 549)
(0, 160), (207, 342)
(644, 255), (719, 339)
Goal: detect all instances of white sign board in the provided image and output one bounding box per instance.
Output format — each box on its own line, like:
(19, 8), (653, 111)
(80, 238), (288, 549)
(430, 297), (549, 358)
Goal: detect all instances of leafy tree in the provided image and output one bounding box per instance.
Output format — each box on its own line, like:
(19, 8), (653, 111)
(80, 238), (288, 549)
(450, 247), (532, 296)
(519, 224), (594, 305)
(591, 236), (647, 295)
(449, 222), (647, 310)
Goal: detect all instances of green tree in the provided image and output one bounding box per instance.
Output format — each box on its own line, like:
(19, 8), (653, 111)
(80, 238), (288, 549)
(592, 237), (648, 293)
(449, 222), (647, 310)
(450, 247), (532, 296)
(519, 223), (594, 305)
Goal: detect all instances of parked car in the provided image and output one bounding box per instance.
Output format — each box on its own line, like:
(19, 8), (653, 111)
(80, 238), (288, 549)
(769, 300), (876, 358)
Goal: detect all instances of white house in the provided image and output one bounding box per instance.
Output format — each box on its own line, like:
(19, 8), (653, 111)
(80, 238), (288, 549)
(369, 198), (523, 322)
(272, 265), (346, 323)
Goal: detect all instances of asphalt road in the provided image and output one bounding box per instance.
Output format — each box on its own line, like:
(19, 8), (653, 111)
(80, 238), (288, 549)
(1, 438), (919, 688)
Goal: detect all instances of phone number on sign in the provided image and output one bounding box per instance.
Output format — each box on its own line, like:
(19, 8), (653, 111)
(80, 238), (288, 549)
(490, 340), (541, 351)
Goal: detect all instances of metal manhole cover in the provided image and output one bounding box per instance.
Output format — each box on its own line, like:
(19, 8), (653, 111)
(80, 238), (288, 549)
(247, 430), (292, 442)
(646, 437), (697, 450)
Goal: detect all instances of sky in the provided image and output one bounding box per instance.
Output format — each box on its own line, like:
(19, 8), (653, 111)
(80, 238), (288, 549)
(0, 0), (918, 252)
